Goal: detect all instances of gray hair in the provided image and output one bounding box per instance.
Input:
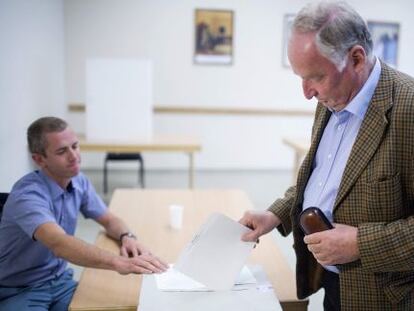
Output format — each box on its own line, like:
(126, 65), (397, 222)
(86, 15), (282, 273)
(27, 117), (68, 156)
(292, 1), (373, 71)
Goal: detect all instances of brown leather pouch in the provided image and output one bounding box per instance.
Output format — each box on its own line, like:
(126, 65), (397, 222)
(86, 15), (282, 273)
(299, 207), (333, 235)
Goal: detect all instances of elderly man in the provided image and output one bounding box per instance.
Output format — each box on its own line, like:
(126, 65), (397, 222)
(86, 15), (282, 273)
(0, 117), (168, 311)
(241, 2), (414, 310)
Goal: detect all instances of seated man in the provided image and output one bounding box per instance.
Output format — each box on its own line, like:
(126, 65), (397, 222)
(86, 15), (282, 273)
(0, 117), (168, 311)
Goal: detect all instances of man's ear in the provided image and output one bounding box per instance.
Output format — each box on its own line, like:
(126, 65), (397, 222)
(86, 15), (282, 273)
(349, 45), (366, 72)
(32, 153), (46, 168)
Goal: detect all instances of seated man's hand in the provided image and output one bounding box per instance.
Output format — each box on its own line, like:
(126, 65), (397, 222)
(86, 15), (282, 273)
(115, 253), (169, 275)
(120, 236), (150, 257)
(119, 236), (168, 274)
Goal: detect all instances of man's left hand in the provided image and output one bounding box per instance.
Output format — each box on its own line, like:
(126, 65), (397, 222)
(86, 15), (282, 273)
(303, 223), (359, 265)
(120, 237), (150, 258)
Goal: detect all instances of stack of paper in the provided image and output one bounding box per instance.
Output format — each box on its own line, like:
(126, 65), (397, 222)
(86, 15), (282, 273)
(155, 265), (257, 292)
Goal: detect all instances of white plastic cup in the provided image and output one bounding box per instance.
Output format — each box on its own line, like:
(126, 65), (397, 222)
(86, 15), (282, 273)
(169, 204), (184, 229)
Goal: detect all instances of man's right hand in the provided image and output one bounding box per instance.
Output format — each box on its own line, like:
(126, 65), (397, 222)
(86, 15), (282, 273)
(115, 253), (168, 275)
(239, 210), (281, 242)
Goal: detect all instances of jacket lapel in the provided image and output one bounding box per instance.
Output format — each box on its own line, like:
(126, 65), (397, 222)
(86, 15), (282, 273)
(333, 63), (394, 211)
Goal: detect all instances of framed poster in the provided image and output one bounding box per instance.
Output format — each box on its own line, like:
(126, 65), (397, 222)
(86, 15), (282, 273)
(282, 14), (295, 68)
(367, 21), (399, 68)
(194, 9), (234, 65)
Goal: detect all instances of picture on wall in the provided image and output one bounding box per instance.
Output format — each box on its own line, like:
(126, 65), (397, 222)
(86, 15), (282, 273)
(282, 14), (295, 68)
(194, 9), (234, 65)
(367, 21), (399, 68)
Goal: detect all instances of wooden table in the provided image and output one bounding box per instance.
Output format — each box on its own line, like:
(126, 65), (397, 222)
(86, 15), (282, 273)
(282, 137), (311, 183)
(79, 135), (201, 188)
(69, 189), (308, 311)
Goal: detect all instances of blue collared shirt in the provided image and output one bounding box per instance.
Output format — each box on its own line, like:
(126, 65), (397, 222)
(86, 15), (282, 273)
(0, 170), (106, 286)
(302, 58), (381, 272)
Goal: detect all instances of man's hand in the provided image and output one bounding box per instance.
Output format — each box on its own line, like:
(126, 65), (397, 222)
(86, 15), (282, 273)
(34, 222), (168, 274)
(114, 253), (169, 275)
(304, 223), (360, 265)
(119, 237), (168, 273)
(239, 210), (281, 242)
(120, 236), (150, 257)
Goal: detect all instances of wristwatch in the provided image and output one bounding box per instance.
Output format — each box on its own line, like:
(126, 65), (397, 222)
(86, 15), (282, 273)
(119, 232), (136, 242)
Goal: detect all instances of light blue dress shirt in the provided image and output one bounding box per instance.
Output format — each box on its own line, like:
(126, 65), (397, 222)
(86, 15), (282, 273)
(302, 58), (381, 273)
(0, 170), (107, 286)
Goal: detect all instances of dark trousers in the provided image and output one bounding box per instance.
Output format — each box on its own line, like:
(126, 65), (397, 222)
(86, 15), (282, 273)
(321, 269), (341, 311)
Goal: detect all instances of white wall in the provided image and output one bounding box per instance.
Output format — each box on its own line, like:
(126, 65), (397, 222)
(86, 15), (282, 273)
(0, 0), (65, 191)
(64, 0), (414, 170)
(1, 1), (412, 183)
(65, 0), (308, 109)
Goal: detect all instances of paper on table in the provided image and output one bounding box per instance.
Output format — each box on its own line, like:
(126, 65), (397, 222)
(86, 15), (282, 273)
(155, 265), (206, 292)
(234, 266), (257, 285)
(174, 213), (255, 290)
(155, 265), (257, 292)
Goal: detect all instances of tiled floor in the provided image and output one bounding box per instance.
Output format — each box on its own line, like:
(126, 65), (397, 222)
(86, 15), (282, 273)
(71, 168), (324, 310)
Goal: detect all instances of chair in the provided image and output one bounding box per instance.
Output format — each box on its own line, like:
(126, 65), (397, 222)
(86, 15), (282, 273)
(0, 192), (9, 221)
(103, 153), (145, 194)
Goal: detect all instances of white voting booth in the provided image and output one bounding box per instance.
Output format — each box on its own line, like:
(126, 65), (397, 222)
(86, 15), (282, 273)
(86, 59), (152, 141)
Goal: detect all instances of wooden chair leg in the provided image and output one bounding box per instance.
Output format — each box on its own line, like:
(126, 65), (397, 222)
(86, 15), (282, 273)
(139, 157), (145, 188)
(103, 158), (109, 194)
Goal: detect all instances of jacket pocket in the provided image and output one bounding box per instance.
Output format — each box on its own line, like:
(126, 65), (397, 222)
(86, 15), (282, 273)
(363, 173), (403, 222)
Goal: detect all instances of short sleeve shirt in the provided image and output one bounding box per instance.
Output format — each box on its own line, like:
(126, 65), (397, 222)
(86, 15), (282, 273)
(0, 170), (107, 287)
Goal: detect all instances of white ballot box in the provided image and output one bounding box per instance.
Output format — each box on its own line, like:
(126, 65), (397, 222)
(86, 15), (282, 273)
(137, 213), (281, 310)
(138, 265), (282, 311)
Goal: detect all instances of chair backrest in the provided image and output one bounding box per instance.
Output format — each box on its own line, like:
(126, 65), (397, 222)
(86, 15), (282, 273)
(0, 192), (9, 221)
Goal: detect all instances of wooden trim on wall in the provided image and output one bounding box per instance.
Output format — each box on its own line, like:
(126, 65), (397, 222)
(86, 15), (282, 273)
(68, 103), (86, 112)
(68, 102), (314, 117)
(154, 105), (314, 116)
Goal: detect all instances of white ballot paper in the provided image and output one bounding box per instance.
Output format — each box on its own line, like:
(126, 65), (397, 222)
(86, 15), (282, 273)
(174, 213), (255, 290)
(155, 265), (257, 292)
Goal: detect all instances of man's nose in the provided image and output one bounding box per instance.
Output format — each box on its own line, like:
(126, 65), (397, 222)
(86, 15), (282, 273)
(302, 81), (317, 100)
(67, 148), (77, 161)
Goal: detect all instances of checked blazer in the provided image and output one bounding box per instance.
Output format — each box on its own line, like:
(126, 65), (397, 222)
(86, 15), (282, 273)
(269, 62), (414, 310)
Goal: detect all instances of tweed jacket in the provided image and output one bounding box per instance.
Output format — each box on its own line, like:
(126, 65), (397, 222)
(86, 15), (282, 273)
(269, 62), (414, 310)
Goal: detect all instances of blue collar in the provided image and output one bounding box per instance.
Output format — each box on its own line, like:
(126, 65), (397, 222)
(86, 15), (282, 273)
(342, 58), (381, 120)
(38, 170), (79, 199)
